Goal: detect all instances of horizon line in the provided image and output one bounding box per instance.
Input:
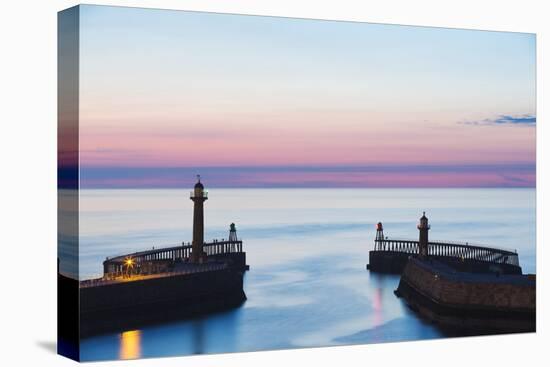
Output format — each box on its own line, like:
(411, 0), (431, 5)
(58, 163), (535, 189)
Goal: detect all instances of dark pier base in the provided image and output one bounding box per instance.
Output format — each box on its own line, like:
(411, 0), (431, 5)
(395, 258), (535, 334)
(80, 267), (247, 338)
(208, 252), (248, 271)
(368, 251), (522, 275)
(395, 279), (534, 335)
(367, 251), (411, 273)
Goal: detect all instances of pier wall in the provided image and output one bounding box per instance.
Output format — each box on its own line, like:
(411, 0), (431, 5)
(400, 259), (535, 309)
(80, 267), (246, 336)
(368, 251), (522, 275)
(368, 251), (411, 273)
(208, 252), (247, 271)
(395, 258), (535, 333)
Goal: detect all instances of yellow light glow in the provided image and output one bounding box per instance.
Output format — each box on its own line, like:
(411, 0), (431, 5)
(124, 257), (135, 270)
(119, 330), (141, 360)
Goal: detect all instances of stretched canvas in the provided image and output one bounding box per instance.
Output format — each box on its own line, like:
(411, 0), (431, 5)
(58, 4), (536, 362)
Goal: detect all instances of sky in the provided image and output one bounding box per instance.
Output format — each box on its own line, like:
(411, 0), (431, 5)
(74, 5), (536, 188)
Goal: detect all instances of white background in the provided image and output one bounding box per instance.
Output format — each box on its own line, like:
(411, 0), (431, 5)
(0, 0), (547, 366)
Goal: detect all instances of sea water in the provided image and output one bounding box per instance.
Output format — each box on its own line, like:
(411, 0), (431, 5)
(76, 188), (535, 361)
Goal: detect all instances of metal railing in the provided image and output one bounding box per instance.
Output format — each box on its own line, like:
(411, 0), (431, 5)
(102, 239), (243, 273)
(373, 238), (519, 266)
(190, 190), (208, 199)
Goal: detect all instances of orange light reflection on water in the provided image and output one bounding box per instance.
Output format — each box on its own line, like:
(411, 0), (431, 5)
(371, 287), (384, 343)
(119, 330), (142, 360)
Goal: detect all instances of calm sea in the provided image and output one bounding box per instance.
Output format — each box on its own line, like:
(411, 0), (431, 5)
(76, 188), (536, 361)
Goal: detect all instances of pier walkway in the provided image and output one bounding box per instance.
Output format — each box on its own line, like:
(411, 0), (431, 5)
(80, 262), (228, 288)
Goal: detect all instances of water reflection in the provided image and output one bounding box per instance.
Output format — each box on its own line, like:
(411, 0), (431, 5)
(191, 320), (205, 355)
(119, 330), (141, 360)
(371, 288), (384, 343)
